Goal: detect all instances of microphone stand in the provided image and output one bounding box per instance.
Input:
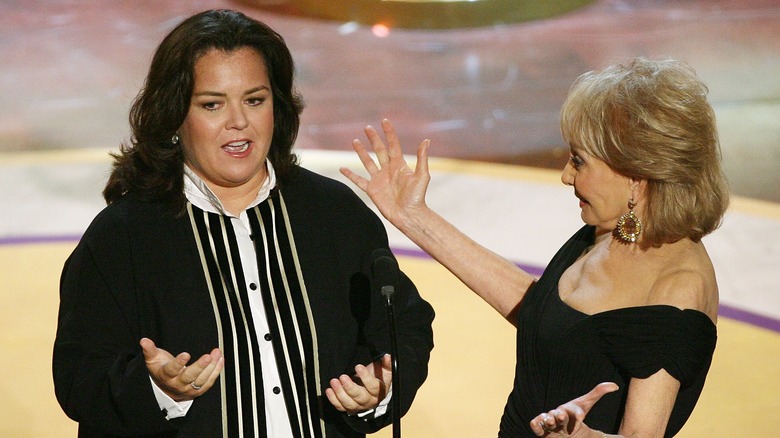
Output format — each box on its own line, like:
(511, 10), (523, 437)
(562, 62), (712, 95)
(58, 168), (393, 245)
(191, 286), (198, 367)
(381, 284), (401, 438)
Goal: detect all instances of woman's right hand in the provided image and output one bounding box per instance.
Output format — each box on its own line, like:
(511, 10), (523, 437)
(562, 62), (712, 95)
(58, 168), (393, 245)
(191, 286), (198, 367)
(530, 382), (619, 437)
(140, 338), (224, 402)
(342, 119), (536, 320)
(340, 119), (431, 229)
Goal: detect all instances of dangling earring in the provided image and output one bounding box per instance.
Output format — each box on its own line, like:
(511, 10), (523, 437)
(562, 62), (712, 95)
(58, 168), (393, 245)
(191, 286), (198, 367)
(171, 133), (180, 145)
(615, 199), (642, 244)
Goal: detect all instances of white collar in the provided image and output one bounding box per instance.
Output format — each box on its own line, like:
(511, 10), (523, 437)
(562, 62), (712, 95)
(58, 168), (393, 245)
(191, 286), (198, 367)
(183, 160), (277, 217)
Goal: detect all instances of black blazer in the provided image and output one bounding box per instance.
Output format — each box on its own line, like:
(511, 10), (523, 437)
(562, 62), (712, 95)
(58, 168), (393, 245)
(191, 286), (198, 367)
(53, 167), (435, 437)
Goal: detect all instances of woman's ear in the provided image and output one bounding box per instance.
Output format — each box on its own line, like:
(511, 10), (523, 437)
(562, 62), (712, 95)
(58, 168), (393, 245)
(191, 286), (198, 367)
(630, 177), (648, 202)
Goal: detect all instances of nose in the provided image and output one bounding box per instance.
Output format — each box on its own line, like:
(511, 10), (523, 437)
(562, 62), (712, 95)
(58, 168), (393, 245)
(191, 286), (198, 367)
(226, 103), (249, 131)
(561, 162), (575, 186)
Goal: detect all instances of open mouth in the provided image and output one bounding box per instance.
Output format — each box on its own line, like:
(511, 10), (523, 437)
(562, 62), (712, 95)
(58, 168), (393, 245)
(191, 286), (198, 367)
(223, 140), (250, 153)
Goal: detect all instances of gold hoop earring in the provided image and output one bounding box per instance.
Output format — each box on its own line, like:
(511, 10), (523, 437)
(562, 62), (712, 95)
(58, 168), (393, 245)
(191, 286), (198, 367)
(171, 134), (180, 145)
(615, 199), (642, 244)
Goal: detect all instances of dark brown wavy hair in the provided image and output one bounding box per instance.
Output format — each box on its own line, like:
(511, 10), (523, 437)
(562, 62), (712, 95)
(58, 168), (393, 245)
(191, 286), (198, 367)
(103, 9), (304, 212)
(560, 57), (729, 245)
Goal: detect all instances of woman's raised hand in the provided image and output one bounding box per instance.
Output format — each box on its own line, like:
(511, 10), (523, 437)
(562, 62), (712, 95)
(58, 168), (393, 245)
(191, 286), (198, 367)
(340, 119), (431, 229)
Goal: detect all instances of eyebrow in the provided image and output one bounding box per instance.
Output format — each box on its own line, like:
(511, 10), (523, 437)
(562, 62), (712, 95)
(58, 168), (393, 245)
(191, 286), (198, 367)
(193, 85), (270, 97)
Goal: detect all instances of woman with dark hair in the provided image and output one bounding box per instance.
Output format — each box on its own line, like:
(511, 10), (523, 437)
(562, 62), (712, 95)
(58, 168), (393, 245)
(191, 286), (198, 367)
(342, 57), (728, 437)
(54, 9), (433, 438)
(103, 8), (303, 211)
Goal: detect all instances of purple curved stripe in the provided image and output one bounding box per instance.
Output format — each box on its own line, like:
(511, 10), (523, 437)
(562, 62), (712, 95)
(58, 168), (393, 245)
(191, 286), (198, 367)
(2, 235), (778, 333)
(0, 234), (83, 246)
(718, 304), (780, 333)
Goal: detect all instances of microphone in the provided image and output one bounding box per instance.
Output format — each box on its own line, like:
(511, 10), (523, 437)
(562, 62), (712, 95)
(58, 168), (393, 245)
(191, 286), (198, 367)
(372, 248), (400, 304)
(371, 248), (402, 438)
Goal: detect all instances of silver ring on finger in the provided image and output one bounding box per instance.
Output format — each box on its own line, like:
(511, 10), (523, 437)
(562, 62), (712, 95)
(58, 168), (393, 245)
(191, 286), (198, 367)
(191, 381), (203, 390)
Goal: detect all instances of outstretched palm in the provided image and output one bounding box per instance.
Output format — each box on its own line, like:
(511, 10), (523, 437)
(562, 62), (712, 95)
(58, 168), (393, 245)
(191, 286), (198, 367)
(531, 382), (619, 437)
(340, 119), (431, 229)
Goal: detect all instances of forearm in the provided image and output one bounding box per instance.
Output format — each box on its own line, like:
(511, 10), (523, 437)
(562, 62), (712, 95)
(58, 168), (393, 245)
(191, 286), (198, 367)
(399, 205), (535, 320)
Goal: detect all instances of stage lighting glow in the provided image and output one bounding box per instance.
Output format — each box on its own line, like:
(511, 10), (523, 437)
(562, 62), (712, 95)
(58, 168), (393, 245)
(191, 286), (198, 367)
(372, 23), (391, 37)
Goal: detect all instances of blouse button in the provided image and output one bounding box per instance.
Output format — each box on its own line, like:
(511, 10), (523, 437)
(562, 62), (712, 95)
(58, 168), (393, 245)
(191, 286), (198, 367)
(264, 333), (272, 341)
(273, 387), (281, 395)
(249, 283), (257, 290)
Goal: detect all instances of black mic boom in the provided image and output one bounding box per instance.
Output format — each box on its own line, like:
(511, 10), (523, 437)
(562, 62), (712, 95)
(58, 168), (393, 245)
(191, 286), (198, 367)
(370, 248), (402, 437)
(371, 248), (400, 300)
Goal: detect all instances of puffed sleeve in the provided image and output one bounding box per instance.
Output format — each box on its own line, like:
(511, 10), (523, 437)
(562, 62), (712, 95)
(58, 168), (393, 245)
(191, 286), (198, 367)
(594, 307), (717, 386)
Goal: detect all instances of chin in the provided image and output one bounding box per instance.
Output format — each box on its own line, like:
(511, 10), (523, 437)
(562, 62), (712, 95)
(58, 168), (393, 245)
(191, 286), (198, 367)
(580, 212), (593, 225)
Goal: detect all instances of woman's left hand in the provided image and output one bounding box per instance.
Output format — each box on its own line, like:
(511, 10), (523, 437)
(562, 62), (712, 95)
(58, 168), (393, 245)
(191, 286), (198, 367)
(325, 354), (392, 414)
(340, 119), (431, 231)
(530, 382), (619, 437)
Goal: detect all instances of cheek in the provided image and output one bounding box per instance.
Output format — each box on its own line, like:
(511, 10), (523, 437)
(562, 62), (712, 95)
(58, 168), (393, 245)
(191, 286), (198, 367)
(178, 119), (211, 160)
(178, 119), (195, 148)
(180, 142), (198, 167)
(179, 112), (219, 140)
(260, 110), (275, 133)
(179, 125), (206, 163)
(573, 174), (591, 195)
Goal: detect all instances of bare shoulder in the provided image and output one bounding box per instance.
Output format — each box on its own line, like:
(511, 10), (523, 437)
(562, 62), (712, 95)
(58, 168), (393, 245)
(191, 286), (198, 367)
(648, 242), (719, 321)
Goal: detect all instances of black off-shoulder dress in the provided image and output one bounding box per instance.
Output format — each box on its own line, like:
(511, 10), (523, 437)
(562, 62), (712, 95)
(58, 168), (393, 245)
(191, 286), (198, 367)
(498, 225), (717, 437)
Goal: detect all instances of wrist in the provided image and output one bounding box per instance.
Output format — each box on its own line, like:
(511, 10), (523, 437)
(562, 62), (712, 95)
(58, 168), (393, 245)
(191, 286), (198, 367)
(398, 205), (433, 236)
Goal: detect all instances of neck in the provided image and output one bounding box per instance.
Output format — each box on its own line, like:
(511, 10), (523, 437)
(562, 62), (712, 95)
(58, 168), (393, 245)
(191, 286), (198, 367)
(182, 162), (273, 217)
(209, 178), (264, 216)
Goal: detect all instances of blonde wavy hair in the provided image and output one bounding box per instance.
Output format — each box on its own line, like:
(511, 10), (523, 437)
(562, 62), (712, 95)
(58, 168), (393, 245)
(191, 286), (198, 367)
(560, 57), (729, 245)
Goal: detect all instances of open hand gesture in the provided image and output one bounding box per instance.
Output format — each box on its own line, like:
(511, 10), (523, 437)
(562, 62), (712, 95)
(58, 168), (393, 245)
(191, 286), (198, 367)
(530, 382), (619, 437)
(325, 354), (393, 415)
(140, 337), (224, 402)
(340, 119), (431, 229)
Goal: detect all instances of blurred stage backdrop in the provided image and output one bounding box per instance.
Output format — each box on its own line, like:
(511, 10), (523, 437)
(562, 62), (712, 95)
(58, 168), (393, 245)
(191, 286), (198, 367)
(1, 1), (779, 436)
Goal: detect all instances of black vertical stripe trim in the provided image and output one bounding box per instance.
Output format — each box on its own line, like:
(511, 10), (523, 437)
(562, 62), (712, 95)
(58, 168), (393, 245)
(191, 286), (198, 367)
(187, 204), (268, 437)
(270, 200), (320, 423)
(189, 207), (238, 437)
(248, 193), (325, 438)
